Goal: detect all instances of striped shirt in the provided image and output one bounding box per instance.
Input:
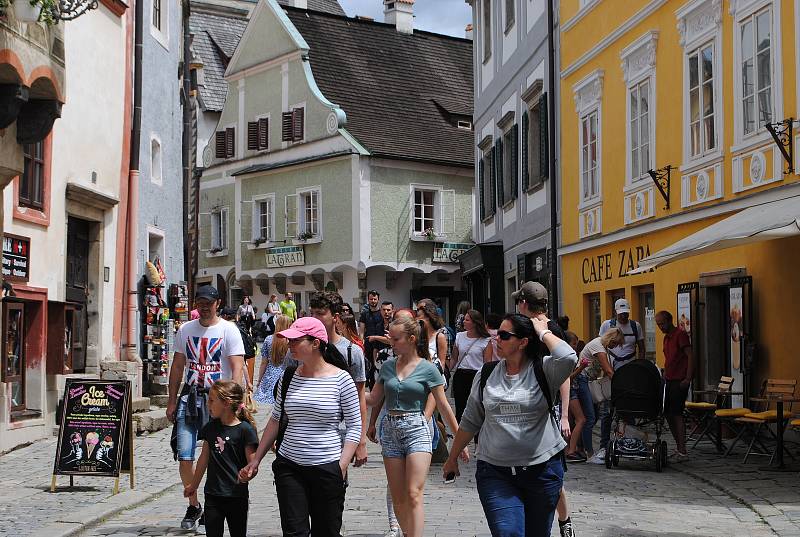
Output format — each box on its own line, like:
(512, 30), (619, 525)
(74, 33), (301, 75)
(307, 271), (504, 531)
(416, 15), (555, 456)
(272, 370), (361, 466)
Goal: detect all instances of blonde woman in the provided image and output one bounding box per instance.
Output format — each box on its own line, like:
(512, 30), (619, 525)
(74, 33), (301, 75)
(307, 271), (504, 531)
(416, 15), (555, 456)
(253, 315), (293, 405)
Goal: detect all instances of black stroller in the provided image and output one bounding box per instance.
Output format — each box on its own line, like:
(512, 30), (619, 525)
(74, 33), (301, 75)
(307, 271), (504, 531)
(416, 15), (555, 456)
(605, 359), (668, 472)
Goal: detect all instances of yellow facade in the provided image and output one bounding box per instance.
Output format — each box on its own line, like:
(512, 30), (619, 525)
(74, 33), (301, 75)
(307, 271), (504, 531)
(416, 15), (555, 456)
(559, 0), (800, 392)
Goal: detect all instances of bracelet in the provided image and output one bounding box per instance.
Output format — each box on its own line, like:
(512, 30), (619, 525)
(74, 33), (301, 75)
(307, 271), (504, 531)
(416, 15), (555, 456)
(538, 329), (552, 342)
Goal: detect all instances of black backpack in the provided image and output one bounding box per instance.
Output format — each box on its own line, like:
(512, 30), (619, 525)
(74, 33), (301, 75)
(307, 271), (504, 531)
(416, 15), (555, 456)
(275, 366), (298, 451)
(238, 325), (256, 359)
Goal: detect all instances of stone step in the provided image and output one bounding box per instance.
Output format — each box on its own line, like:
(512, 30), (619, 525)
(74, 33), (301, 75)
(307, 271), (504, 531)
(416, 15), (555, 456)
(131, 407), (171, 435)
(149, 394), (170, 407)
(131, 397), (151, 414)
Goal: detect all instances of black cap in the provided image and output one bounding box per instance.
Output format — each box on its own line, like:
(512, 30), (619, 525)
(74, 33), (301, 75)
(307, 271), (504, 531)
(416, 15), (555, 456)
(220, 307), (237, 317)
(195, 285), (219, 300)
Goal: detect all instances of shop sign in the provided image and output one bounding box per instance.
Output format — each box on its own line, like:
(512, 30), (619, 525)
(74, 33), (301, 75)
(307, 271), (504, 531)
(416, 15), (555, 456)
(433, 243), (472, 263)
(266, 246), (305, 268)
(581, 244), (651, 284)
(2, 234), (30, 282)
(676, 282), (698, 343)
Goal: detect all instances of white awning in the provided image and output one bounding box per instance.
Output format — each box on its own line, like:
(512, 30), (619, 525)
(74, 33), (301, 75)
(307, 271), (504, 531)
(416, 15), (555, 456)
(629, 195), (800, 274)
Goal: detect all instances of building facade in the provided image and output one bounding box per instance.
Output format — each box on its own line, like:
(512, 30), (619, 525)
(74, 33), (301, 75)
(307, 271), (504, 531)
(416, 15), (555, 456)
(195, 0), (474, 318)
(462, 0), (559, 316)
(559, 0), (800, 400)
(0, 0), (130, 451)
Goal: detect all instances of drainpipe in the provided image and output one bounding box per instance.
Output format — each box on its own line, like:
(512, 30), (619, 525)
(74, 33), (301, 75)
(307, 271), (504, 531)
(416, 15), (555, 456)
(547, 0), (559, 318)
(181, 0), (193, 298)
(124, 0), (144, 397)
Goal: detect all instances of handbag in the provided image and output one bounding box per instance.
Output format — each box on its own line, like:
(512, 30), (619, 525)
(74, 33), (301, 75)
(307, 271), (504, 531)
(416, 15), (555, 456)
(588, 376), (612, 404)
(242, 368), (258, 414)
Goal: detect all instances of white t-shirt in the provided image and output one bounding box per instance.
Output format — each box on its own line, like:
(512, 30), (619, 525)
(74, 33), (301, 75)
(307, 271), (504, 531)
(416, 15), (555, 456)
(454, 332), (490, 371)
(599, 318), (644, 366)
(175, 319), (246, 389)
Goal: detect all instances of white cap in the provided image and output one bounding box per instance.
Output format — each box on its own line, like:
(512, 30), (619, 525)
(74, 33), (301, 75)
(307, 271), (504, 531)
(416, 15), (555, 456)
(615, 298), (631, 314)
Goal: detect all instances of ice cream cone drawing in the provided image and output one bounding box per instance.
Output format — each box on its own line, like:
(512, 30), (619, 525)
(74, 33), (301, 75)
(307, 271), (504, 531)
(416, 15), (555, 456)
(96, 436), (114, 467)
(85, 432), (99, 459)
(62, 432), (83, 464)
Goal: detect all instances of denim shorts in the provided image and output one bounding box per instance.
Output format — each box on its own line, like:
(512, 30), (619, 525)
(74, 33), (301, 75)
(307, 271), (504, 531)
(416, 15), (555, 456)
(175, 400), (200, 461)
(380, 413), (432, 458)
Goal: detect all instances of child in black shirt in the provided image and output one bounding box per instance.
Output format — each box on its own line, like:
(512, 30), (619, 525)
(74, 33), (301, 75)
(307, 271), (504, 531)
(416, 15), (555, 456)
(184, 380), (259, 537)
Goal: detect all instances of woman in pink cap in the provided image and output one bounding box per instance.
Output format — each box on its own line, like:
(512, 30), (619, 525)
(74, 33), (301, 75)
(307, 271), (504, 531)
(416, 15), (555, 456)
(240, 317), (360, 537)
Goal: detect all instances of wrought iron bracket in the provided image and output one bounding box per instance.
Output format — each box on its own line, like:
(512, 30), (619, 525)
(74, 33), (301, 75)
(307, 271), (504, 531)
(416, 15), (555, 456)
(647, 165), (672, 210)
(765, 118), (794, 175)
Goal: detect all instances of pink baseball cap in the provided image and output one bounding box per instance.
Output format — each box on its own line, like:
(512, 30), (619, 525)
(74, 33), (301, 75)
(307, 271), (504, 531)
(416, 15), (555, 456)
(277, 317), (329, 343)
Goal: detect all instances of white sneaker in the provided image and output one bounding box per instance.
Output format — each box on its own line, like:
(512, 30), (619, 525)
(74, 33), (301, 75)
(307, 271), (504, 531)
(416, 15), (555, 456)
(588, 448), (606, 464)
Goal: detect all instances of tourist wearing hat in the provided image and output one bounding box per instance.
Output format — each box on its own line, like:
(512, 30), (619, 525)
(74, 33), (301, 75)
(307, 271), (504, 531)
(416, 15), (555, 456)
(589, 297), (646, 465)
(166, 285), (246, 530)
(240, 316), (361, 537)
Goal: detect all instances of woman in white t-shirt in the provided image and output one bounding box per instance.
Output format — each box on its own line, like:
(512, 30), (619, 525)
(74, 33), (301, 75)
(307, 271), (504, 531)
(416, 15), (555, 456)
(237, 296), (255, 333)
(448, 310), (493, 422)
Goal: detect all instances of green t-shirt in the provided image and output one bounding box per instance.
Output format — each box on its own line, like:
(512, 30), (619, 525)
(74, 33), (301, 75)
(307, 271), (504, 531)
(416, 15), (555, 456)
(279, 300), (297, 320)
(379, 358), (444, 412)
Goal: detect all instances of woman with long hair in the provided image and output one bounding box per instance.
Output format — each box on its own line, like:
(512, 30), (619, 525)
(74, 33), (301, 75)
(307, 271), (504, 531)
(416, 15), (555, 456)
(240, 317), (360, 536)
(264, 294), (281, 335)
(366, 316), (467, 537)
(415, 298), (449, 385)
(454, 300), (471, 332)
(443, 314), (578, 536)
(448, 309), (493, 423)
(335, 313), (365, 352)
(253, 315), (293, 405)
(237, 296), (255, 334)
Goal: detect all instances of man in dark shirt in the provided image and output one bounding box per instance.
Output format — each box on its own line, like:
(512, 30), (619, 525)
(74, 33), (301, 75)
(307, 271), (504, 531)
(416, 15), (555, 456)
(656, 310), (694, 458)
(358, 290), (384, 366)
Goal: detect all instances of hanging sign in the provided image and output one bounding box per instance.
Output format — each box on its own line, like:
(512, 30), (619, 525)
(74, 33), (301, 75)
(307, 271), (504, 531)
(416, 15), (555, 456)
(433, 242), (472, 263)
(2, 233), (30, 282)
(52, 379), (135, 494)
(266, 246), (305, 268)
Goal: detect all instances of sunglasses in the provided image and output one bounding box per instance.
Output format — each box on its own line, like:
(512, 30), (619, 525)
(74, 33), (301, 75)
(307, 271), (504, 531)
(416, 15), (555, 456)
(496, 330), (521, 341)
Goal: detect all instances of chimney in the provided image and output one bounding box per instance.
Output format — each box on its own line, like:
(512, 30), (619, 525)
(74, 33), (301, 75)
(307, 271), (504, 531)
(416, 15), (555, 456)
(384, 0), (414, 35)
(465, 23), (473, 40)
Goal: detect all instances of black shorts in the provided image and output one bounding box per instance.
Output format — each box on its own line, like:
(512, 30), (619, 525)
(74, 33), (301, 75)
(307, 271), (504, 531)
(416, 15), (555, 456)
(664, 380), (689, 417)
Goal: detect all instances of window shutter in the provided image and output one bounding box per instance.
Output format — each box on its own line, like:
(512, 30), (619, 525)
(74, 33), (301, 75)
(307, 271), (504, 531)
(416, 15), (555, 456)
(258, 117), (269, 150)
(292, 108), (304, 142)
(511, 123), (519, 200)
(225, 127), (235, 159)
(247, 121), (258, 151)
(478, 158), (486, 220)
(495, 138), (504, 206)
(489, 146), (497, 217)
(522, 111), (529, 192)
(215, 131), (226, 159)
(539, 93), (549, 181)
(282, 112), (293, 141)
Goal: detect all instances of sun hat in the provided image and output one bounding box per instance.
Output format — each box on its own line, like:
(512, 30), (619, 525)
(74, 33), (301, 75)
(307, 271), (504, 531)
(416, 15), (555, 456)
(277, 316), (329, 343)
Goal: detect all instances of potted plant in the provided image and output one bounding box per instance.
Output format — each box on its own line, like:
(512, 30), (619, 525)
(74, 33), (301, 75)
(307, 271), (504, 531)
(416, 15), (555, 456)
(297, 230), (314, 241)
(9, 0), (57, 23)
(209, 246), (223, 254)
(423, 227), (437, 241)
(253, 236), (268, 247)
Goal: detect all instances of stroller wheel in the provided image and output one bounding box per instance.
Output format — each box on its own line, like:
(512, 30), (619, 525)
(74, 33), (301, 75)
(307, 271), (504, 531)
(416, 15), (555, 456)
(655, 442), (664, 473)
(661, 441), (668, 467)
(605, 442), (614, 469)
(612, 450), (619, 467)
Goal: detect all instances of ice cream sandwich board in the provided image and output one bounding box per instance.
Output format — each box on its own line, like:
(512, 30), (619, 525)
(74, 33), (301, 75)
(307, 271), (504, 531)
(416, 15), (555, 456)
(51, 379), (135, 495)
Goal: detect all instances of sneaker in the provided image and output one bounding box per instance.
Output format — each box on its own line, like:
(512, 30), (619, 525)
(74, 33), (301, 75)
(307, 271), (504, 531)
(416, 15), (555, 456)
(565, 452), (587, 463)
(588, 448), (606, 464)
(560, 519), (576, 537)
(181, 504), (203, 530)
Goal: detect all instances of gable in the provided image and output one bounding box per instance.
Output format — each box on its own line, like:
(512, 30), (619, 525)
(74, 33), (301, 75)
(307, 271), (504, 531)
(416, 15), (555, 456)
(225, 0), (309, 77)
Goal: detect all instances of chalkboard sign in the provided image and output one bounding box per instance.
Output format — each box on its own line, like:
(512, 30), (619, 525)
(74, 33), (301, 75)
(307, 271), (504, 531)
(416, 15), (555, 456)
(52, 379), (135, 493)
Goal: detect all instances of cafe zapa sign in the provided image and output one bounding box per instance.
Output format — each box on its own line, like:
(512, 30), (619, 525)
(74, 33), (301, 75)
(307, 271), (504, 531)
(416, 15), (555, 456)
(581, 244), (652, 284)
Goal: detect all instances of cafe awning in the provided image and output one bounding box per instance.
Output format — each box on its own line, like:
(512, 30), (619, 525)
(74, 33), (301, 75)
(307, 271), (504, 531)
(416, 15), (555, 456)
(630, 195), (800, 274)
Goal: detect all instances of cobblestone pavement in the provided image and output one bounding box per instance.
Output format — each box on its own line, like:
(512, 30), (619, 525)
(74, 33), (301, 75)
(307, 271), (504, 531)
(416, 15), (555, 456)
(80, 445), (776, 537)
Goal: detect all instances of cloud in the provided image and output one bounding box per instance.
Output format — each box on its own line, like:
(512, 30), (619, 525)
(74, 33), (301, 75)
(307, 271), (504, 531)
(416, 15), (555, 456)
(338, 0), (472, 38)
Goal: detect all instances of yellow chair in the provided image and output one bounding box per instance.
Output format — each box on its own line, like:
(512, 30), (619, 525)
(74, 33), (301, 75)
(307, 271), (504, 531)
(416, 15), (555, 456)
(728, 379), (797, 463)
(686, 376), (735, 452)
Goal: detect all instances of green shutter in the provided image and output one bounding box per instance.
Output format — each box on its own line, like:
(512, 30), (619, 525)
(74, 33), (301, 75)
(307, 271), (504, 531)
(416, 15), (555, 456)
(495, 137), (504, 206)
(511, 123), (519, 200)
(539, 93), (549, 181)
(522, 111), (529, 192)
(479, 157), (486, 220)
(489, 146), (497, 217)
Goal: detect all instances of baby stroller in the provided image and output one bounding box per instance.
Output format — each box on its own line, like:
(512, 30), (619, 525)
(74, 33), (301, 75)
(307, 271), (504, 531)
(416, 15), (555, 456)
(605, 359), (668, 472)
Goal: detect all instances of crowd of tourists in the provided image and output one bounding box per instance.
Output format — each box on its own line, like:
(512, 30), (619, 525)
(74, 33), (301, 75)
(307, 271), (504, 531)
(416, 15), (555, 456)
(166, 280), (694, 537)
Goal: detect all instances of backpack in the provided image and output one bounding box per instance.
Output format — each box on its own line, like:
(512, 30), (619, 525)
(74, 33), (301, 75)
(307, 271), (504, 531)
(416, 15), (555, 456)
(609, 318), (639, 340)
(275, 365), (298, 451)
(607, 318), (639, 363)
(238, 325), (256, 359)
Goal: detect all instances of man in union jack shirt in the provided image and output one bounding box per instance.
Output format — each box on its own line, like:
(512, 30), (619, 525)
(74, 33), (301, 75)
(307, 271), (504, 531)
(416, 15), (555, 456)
(166, 285), (244, 530)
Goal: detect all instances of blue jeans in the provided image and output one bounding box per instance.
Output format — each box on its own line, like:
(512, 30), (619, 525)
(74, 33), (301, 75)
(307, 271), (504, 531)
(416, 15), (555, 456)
(175, 400), (200, 461)
(476, 456), (564, 537)
(599, 400), (611, 451)
(574, 375), (596, 454)
(380, 413), (432, 458)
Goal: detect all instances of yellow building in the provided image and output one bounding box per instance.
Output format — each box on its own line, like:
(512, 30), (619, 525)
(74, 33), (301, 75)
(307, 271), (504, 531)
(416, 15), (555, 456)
(559, 0), (800, 399)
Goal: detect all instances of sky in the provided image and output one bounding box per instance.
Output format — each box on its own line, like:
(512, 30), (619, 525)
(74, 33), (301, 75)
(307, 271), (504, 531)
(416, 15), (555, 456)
(337, 0), (473, 38)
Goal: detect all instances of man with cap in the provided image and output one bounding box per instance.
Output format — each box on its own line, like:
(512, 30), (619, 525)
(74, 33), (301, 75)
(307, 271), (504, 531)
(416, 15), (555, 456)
(589, 298), (646, 465)
(512, 281), (578, 537)
(165, 285), (245, 530)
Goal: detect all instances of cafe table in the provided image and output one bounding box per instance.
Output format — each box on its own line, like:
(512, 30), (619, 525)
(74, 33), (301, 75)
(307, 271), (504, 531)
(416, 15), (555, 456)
(749, 395), (800, 471)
